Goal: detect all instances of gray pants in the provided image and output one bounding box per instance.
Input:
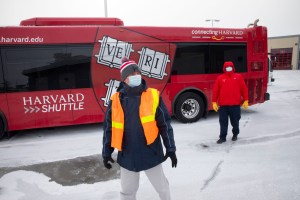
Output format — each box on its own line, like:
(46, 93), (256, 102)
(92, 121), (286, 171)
(120, 164), (171, 200)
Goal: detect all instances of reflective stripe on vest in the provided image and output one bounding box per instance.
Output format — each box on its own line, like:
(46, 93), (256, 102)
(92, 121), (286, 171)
(110, 88), (159, 151)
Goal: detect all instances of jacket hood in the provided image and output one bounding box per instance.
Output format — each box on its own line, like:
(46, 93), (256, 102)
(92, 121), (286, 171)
(223, 61), (235, 73)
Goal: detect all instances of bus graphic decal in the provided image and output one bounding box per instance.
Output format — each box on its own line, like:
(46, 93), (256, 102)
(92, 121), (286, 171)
(138, 47), (169, 80)
(22, 94), (85, 114)
(101, 79), (121, 107)
(24, 106), (40, 114)
(95, 36), (134, 68)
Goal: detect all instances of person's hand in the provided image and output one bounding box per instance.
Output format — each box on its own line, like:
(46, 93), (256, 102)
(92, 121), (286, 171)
(212, 102), (219, 112)
(103, 156), (115, 169)
(242, 100), (248, 109)
(164, 152), (177, 168)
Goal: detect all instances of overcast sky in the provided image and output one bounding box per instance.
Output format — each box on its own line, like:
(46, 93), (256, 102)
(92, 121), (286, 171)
(0, 0), (299, 37)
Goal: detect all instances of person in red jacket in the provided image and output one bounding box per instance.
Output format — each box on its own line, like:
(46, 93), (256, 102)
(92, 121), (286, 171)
(212, 61), (248, 144)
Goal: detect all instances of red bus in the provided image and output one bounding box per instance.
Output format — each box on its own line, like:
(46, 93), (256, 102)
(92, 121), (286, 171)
(0, 18), (269, 138)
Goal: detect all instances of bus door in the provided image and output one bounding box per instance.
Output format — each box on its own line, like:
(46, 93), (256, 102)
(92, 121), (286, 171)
(1, 46), (74, 131)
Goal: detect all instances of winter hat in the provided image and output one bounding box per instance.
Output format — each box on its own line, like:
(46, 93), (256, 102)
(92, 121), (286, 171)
(120, 57), (141, 81)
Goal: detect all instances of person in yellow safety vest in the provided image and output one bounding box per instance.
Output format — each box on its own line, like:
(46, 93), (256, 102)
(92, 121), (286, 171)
(102, 57), (177, 200)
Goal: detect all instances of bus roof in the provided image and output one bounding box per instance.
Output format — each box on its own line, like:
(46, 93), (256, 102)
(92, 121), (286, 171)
(20, 17), (124, 26)
(0, 18), (267, 44)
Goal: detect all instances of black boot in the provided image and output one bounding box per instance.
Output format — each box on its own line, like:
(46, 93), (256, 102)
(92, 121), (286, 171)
(216, 138), (226, 144)
(232, 135), (238, 141)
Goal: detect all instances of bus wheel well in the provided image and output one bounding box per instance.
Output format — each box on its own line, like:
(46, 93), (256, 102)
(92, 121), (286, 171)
(173, 90), (207, 123)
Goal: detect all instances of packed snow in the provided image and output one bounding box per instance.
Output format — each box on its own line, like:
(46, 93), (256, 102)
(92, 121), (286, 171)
(0, 70), (300, 200)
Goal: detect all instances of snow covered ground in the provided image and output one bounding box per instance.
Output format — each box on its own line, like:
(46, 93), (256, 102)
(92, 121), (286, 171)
(1, 70), (300, 200)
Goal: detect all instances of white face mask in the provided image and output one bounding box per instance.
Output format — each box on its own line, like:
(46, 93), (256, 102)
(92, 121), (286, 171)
(226, 66), (233, 72)
(128, 75), (142, 87)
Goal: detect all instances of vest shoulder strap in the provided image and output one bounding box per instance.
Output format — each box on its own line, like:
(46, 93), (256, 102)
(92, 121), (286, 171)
(111, 92), (120, 101)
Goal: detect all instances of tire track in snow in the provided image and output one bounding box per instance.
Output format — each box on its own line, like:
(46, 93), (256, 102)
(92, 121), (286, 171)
(200, 160), (223, 191)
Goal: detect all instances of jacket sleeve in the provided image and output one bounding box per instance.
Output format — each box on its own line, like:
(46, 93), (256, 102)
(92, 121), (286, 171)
(102, 101), (115, 158)
(155, 96), (176, 153)
(240, 76), (249, 101)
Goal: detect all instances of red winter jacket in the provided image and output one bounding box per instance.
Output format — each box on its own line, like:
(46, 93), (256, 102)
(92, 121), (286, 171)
(212, 61), (248, 106)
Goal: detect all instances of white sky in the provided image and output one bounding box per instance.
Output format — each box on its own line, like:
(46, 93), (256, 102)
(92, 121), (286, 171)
(0, 70), (300, 199)
(0, 0), (299, 37)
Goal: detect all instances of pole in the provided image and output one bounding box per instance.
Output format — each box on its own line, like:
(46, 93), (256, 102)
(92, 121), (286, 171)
(104, 0), (108, 17)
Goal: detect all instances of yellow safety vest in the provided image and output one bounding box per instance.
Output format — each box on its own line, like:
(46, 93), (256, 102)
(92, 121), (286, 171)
(110, 88), (159, 151)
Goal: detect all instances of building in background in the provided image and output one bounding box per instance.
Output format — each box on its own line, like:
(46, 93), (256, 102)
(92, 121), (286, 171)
(268, 35), (300, 70)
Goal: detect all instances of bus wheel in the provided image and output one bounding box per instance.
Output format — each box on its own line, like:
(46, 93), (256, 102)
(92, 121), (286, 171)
(0, 119), (5, 139)
(174, 92), (204, 123)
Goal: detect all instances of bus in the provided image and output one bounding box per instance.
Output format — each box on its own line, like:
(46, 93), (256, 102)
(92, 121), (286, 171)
(0, 17), (270, 138)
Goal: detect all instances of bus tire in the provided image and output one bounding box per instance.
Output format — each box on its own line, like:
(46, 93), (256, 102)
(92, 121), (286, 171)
(174, 92), (204, 123)
(0, 118), (5, 139)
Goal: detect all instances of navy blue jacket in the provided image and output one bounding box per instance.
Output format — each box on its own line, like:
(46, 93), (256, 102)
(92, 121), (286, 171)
(102, 80), (176, 172)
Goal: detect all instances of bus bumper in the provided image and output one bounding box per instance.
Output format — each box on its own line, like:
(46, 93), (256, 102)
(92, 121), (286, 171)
(265, 92), (270, 101)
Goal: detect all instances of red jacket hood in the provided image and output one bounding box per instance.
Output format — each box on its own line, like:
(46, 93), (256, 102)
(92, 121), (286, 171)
(223, 61), (235, 73)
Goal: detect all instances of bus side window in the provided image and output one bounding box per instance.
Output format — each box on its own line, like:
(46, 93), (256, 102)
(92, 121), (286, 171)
(59, 72), (75, 89)
(67, 46), (93, 88)
(2, 46), (65, 91)
(0, 48), (5, 93)
(172, 43), (209, 75)
(209, 43), (247, 73)
(1, 45), (93, 92)
(171, 43), (247, 75)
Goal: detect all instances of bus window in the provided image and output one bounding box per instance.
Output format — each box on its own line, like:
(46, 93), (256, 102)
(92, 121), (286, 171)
(0, 50), (4, 93)
(209, 43), (247, 73)
(171, 43), (247, 75)
(2, 46), (63, 91)
(67, 46), (93, 88)
(0, 48), (7, 139)
(1, 45), (93, 92)
(172, 43), (209, 75)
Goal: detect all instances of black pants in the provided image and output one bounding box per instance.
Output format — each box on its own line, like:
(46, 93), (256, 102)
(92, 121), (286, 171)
(219, 105), (241, 139)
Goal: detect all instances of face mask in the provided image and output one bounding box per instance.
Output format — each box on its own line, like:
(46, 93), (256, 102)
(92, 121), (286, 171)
(128, 75), (142, 87)
(226, 67), (233, 72)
